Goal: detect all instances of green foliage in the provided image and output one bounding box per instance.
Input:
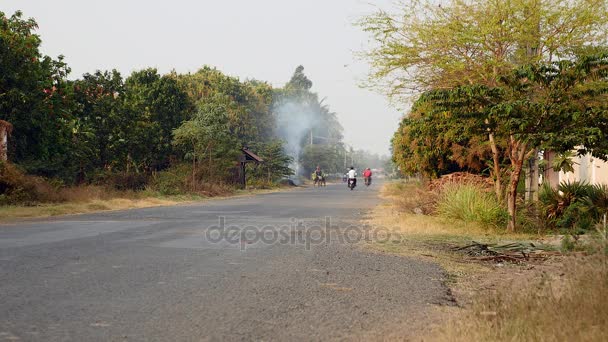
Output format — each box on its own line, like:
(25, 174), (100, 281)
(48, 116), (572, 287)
(173, 96), (240, 185)
(121, 68), (193, 172)
(551, 151), (577, 173)
(584, 184), (608, 223)
(178, 67), (275, 144)
(149, 164), (190, 195)
(300, 144), (345, 175)
(71, 69), (125, 180)
(358, 0), (608, 97)
(392, 90), (499, 178)
(362, 0), (608, 231)
(538, 181), (607, 233)
(0, 10), (355, 203)
(0, 11), (75, 174)
(246, 141), (294, 185)
(436, 184), (508, 228)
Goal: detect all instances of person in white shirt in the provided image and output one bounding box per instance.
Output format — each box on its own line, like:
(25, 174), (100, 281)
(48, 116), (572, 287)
(347, 166), (357, 189)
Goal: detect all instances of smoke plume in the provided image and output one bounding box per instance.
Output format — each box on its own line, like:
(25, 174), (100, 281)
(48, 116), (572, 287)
(275, 100), (316, 177)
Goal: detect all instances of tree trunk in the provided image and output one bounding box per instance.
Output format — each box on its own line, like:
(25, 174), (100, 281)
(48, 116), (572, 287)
(507, 136), (529, 232)
(192, 142), (196, 191)
(208, 145), (213, 183)
(267, 163), (271, 184)
(192, 157), (196, 191)
(488, 132), (502, 201)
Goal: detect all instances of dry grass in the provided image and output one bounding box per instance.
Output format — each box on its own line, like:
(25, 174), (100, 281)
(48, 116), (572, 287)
(434, 255), (608, 342)
(368, 181), (607, 341)
(371, 181), (531, 242)
(0, 196), (187, 221)
(364, 181), (533, 292)
(0, 185), (292, 222)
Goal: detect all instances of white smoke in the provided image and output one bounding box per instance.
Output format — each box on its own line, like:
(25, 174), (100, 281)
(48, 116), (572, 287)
(276, 100), (316, 178)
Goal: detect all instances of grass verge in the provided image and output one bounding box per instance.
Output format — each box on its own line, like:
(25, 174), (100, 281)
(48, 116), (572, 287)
(433, 254), (607, 341)
(0, 186), (291, 222)
(366, 180), (607, 341)
(0, 194), (202, 222)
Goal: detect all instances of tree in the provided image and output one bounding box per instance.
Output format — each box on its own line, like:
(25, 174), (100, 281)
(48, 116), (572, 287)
(392, 90), (497, 180)
(496, 55), (608, 230)
(173, 96), (240, 188)
(417, 53), (608, 231)
(361, 0), (608, 229)
(247, 140), (294, 184)
(359, 0), (608, 96)
(0, 11), (75, 176)
(274, 66), (345, 176)
(121, 68), (193, 172)
(361, 0), (608, 199)
(178, 67), (274, 147)
(72, 70), (125, 179)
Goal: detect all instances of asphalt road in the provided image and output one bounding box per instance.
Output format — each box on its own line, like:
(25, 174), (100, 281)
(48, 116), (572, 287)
(0, 182), (450, 341)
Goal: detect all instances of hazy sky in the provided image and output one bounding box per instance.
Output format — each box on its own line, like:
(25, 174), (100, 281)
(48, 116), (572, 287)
(3, 0), (403, 156)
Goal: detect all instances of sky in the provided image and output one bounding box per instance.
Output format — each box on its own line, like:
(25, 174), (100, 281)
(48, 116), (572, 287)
(3, 0), (404, 156)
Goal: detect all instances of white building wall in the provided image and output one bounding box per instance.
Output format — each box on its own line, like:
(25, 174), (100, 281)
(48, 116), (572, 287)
(559, 154), (608, 185)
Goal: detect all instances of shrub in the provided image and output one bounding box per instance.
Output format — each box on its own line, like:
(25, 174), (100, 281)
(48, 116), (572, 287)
(149, 165), (190, 195)
(584, 184), (608, 224)
(93, 171), (149, 191)
(148, 163), (236, 197)
(539, 181), (602, 233)
(384, 180), (437, 215)
(436, 183), (508, 228)
(0, 161), (61, 205)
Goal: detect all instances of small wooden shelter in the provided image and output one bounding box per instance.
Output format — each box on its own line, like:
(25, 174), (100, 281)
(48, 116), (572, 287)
(237, 148), (263, 188)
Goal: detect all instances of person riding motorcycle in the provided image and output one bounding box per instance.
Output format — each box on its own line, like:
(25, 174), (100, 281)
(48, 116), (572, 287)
(313, 166), (325, 186)
(363, 168), (372, 186)
(347, 166), (357, 190)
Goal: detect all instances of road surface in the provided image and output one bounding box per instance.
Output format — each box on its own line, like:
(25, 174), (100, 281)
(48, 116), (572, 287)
(0, 182), (450, 341)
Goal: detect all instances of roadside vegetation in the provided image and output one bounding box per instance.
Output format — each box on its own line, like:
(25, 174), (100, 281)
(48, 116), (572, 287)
(370, 180), (607, 341)
(358, 1), (608, 338)
(0, 10), (385, 218)
(436, 254), (607, 341)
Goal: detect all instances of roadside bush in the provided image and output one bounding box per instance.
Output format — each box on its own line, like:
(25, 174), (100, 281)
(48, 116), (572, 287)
(584, 184), (608, 224)
(93, 171), (149, 191)
(0, 162), (62, 205)
(149, 164), (190, 195)
(436, 183), (508, 228)
(149, 163), (236, 197)
(385, 180), (438, 215)
(539, 181), (602, 233)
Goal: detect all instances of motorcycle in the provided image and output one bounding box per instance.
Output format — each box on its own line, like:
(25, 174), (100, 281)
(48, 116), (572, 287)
(348, 178), (357, 190)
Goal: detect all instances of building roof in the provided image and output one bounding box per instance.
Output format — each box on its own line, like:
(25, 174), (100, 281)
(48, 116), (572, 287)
(242, 148), (263, 163)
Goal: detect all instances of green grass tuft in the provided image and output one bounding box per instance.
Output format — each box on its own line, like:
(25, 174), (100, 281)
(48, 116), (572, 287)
(436, 184), (508, 228)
